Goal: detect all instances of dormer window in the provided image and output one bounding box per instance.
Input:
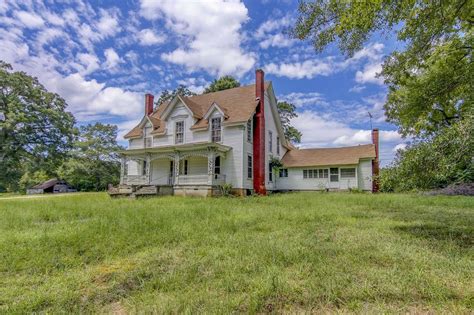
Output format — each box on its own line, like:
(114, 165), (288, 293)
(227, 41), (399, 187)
(211, 117), (222, 142)
(175, 121), (184, 144)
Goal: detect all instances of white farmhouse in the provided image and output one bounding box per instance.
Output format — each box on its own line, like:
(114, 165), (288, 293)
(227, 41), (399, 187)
(114, 70), (379, 197)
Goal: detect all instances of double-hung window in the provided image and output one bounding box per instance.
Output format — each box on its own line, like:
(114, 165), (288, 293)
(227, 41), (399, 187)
(279, 168), (288, 177)
(211, 117), (222, 142)
(175, 121), (184, 144)
(268, 163), (273, 182)
(247, 155), (253, 179)
(269, 131), (273, 153)
(340, 168), (356, 178)
(276, 136), (280, 155)
(246, 119), (252, 143)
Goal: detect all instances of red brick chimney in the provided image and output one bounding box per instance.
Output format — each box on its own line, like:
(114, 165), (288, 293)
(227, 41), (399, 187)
(372, 128), (380, 193)
(145, 93), (154, 116)
(253, 69), (266, 195)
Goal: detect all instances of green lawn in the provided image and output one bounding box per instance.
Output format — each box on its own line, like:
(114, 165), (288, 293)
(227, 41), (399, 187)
(0, 192), (472, 313)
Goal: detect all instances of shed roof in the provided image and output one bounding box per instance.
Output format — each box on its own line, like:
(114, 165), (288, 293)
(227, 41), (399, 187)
(281, 144), (376, 167)
(31, 178), (66, 190)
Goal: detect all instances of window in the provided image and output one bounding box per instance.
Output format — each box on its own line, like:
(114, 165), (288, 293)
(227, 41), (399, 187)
(268, 131), (273, 152)
(142, 160), (147, 176)
(247, 155), (253, 178)
(340, 168), (356, 178)
(183, 159), (188, 175)
(214, 156), (221, 175)
(330, 168), (339, 182)
(247, 119), (252, 142)
(303, 169), (329, 179)
(269, 163), (273, 182)
(279, 168), (288, 177)
(175, 121), (184, 144)
(277, 136), (280, 155)
(211, 117), (222, 142)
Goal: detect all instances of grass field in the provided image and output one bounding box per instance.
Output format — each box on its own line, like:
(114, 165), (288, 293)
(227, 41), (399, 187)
(0, 192), (472, 313)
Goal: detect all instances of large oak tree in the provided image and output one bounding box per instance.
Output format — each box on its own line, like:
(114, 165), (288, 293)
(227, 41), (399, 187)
(0, 61), (75, 191)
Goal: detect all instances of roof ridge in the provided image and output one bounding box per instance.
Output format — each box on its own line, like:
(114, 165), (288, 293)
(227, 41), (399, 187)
(297, 144), (375, 151)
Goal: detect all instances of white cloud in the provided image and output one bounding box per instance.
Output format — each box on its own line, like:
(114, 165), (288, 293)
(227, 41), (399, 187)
(265, 42), (386, 81)
(255, 15), (294, 49)
(334, 130), (401, 146)
(393, 143), (407, 152)
(104, 48), (122, 69)
(96, 8), (121, 37)
(137, 28), (166, 46)
(349, 85), (366, 93)
(77, 52), (100, 75)
(141, 0), (255, 77)
(279, 92), (326, 108)
(355, 62), (384, 85)
(14, 10), (45, 29)
(265, 60), (333, 79)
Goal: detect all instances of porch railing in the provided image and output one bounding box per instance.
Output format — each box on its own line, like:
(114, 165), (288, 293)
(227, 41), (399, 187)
(124, 174), (226, 186)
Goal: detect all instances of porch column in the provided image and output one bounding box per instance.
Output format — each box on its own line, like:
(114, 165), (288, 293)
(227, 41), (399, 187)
(174, 152), (180, 185)
(120, 156), (126, 185)
(145, 153), (151, 184)
(207, 150), (215, 185)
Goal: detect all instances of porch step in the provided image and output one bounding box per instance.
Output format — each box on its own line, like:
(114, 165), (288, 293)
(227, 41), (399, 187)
(134, 185), (158, 195)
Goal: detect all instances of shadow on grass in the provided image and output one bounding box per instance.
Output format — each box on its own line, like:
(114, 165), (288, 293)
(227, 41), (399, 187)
(394, 224), (473, 249)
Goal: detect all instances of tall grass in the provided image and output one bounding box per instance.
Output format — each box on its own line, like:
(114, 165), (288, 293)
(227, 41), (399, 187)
(0, 192), (472, 313)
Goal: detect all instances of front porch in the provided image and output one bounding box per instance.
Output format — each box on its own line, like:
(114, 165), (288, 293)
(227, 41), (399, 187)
(115, 142), (231, 196)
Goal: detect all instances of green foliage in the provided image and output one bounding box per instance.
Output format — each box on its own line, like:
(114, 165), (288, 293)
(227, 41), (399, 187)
(292, 0), (472, 137)
(155, 85), (196, 108)
(277, 101), (302, 143)
(0, 192), (472, 312)
(18, 170), (49, 192)
(219, 183), (233, 196)
(57, 123), (123, 191)
(0, 61), (76, 191)
(380, 112), (474, 192)
(204, 75), (240, 94)
(269, 156), (283, 171)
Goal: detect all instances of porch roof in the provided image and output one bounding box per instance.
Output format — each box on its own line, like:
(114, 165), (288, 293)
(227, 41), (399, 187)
(120, 141), (232, 155)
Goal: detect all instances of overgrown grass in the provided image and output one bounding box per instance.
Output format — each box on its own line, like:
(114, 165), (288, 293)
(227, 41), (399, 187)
(0, 192), (472, 313)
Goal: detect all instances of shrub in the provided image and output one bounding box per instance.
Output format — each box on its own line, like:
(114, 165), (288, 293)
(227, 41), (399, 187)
(219, 183), (233, 197)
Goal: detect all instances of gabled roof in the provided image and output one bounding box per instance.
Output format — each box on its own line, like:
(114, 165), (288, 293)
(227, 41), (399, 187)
(31, 178), (68, 189)
(124, 82), (270, 139)
(281, 144), (376, 167)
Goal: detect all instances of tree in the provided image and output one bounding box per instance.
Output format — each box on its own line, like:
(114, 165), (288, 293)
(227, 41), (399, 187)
(155, 85), (196, 108)
(58, 123), (123, 191)
(0, 61), (75, 191)
(277, 101), (302, 143)
(203, 75), (240, 94)
(380, 110), (474, 192)
(292, 0), (472, 137)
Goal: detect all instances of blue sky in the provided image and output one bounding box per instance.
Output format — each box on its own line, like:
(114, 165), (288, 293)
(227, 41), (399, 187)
(0, 0), (407, 166)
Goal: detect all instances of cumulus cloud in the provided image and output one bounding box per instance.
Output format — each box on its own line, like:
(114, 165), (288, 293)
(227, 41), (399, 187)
(265, 42), (386, 81)
(255, 15), (294, 49)
(104, 48), (122, 69)
(141, 0), (255, 77)
(137, 28), (166, 45)
(278, 92), (327, 108)
(96, 8), (121, 37)
(14, 11), (44, 29)
(265, 60), (333, 79)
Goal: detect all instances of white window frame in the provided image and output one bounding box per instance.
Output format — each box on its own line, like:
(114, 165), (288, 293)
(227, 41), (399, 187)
(246, 119), (252, 143)
(340, 168), (356, 178)
(247, 154), (253, 179)
(211, 117), (222, 143)
(175, 121), (184, 144)
(279, 168), (288, 177)
(268, 130), (273, 153)
(276, 136), (280, 155)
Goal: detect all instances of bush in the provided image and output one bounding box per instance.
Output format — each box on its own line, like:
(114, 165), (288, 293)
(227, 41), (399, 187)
(219, 183), (233, 197)
(18, 170), (50, 193)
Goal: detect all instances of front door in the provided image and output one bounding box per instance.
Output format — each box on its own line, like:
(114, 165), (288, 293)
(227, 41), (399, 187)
(329, 167), (339, 189)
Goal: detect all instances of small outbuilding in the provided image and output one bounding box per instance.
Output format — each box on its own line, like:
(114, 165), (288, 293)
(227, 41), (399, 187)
(26, 179), (76, 195)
